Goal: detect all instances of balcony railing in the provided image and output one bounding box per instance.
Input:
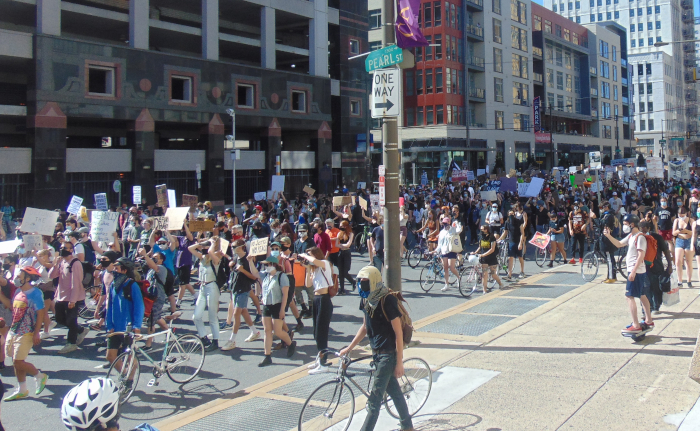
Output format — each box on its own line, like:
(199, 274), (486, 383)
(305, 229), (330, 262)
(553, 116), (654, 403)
(465, 0), (483, 8)
(533, 46), (543, 57)
(590, 88), (598, 96)
(469, 87), (486, 99)
(590, 67), (597, 76)
(621, 77), (628, 86)
(621, 59), (627, 67)
(533, 72), (543, 83)
(467, 56), (485, 68)
(622, 96), (629, 104)
(591, 110), (598, 118)
(465, 24), (484, 38)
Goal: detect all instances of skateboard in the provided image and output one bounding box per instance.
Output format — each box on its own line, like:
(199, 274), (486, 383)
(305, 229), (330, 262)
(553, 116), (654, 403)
(621, 322), (653, 342)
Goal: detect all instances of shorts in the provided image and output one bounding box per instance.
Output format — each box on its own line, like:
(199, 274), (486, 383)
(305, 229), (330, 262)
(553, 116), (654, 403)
(262, 303), (283, 319)
(675, 237), (691, 250)
(442, 252), (457, 259)
(43, 290), (55, 301)
(285, 285), (295, 312)
(551, 233), (564, 243)
(508, 241), (522, 258)
(177, 265), (192, 285)
(6, 333), (33, 361)
(400, 226), (408, 236)
(233, 291), (250, 308)
(625, 272), (648, 298)
(148, 300), (166, 327)
(107, 333), (133, 352)
(659, 229), (673, 241)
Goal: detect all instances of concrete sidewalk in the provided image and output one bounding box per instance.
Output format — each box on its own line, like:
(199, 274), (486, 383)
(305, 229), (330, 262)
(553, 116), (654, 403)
(155, 265), (700, 431)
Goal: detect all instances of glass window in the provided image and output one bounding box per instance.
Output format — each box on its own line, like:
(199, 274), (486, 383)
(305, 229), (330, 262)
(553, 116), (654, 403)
(426, 106), (434, 125)
(446, 67), (451, 93)
(647, 82), (652, 93)
(566, 74), (573, 92)
(434, 2), (442, 26)
(545, 20), (552, 33)
(493, 18), (502, 43)
(435, 68), (443, 93)
(647, 6), (652, 14)
(511, 26), (528, 51)
(436, 105), (444, 124)
(425, 36), (432, 61)
(417, 70), (423, 95)
(417, 107), (424, 126)
(565, 51), (572, 69)
(629, 10), (634, 17)
(435, 35), (442, 59)
(534, 15), (541, 30)
(614, 11), (619, 19)
(557, 94), (564, 110)
(556, 48), (563, 66)
(495, 111), (504, 129)
(640, 120), (646, 131)
(630, 25), (635, 32)
(512, 54), (528, 78)
(612, 45), (617, 61)
(647, 22), (652, 30)
(576, 1), (580, 9)
(405, 108), (415, 126)
(576, 16), (581, 23)
(648, 101), (653, 111)
(494, 48), (503, 73)
(639, 38), (643, 47)
(564, 29), (570, 42)
(547, 68), (554, 86)
(424, 2), (432, 27)
(368, 9), (382, 29)
(646, 64), (652, 75)
(637, 8), (642, 16)
(649, 119), (654, 130)
(614, 85), (618, 100)
(494, 77), (504, 102)
(552, 3), (557, 11)
(656, 21), (660, 29)
(638, 83), (644, 94)
(606, 12), (611, 20)
(655, 5), (660, 13)
(557, 71), (564, 90)
(512, 82), (528, 105)
(638, 23), (643, 31)
(493, 0), (501, 14)
(598, 13), (603, 21)
(547, 92), (555, 109)
(613, 65), (617, 81)
(631, 39), (635, 47)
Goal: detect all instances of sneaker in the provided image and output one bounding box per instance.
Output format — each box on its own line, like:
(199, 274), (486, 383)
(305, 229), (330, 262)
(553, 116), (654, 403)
(201, 337), (212, 347)
(440, 284), (450, 292)
(3, 390), (28, 401)
(579, 258), (583, 264)
(688, 282), (693, 288)
(221, 341), (237, 351)
(273, 341), (285, 351)
(58, 344), (78, 354)
(504, 275), (513, 282)
(176, 302), (182, 309)
(294, 321), (305, 332)
(286, 341), (297, 358)
(547, 261), (554, 268)
(569, 259), (576, 264)
(245, 331), (261, 342)
(219, 321), (233, 331)
(40, 332), (52, 340)
(652, 310), (661, 315)
(35, 373), (48, 396)
(205, 340), (219, 352)
(168, 311), (183, 320)
(254, 314), (262, 325)
(48, 321), (57, 331)
(76, 328), (89, 346)
(518, 272), (526, 279)
(307, 359), (320, 369)
(644, 321), (655, 329)
(308, 363), (332, 375)
(622, 324), (643, 334)
(604, 278), (617, 284)
(258, 356), (273, 367)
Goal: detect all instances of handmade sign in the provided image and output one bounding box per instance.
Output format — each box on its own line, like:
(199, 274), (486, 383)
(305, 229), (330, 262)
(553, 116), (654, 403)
(67, 196), (83, 215)
(529, 232), (550, 250)
(90, 211), (120, 242)
(333, 196), (353, 207)
(165, 207), (190, 231)
(484, 180), (502, 191)
(481, 190), (497, 201)
(219, 238), (230, 254)
(574, 174), (586, 186)
(94, 193), (108, 211)
(167, 189), (177, 209)
(23, 235), (42, 252)
(0, 240), (21, 255)
(359, 197), (368, 210)
(156, 185), (168, 209)
(152, 217), (169, 231)
(303, 186), (316, 196)
(266, 191), (275, 200)
(517, 182), (529, 195)
(466, 171), (474, 181)
(271, 175), (285, 192)
(19, 208), (59, 236)
(451, 170), (468, 182)
(249, 238), (268, 256)
(477, 169), (485, 176)
(499, 177), (517, 193)
(629, 180), (637, 190)
(133, 186), (142, 205)
(189, 220), (216, 232)
(370, 194), (380, 212)
(524, 178), (544, 198)
(670, 159), (690, 181)
(182, 194), (198, 212)
(646, 157), (663, 179)
(254, 192), (266, 201)
(357, 182), (366, 189)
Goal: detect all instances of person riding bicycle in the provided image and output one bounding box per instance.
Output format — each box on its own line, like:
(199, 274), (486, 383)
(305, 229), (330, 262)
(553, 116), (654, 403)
(339, 266), (415, 431)
(61, 377), (159, 431)
(105, 258), (144, 370)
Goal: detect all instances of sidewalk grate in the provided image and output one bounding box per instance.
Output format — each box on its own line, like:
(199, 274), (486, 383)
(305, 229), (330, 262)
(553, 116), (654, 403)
(419, 313), (514, 336)
(465, 298), (548, 316)
(270, 363), (374, 400)
(538, 273), (584, 285)
(175, 397), (316, 431)
(504, 284), (578, 299)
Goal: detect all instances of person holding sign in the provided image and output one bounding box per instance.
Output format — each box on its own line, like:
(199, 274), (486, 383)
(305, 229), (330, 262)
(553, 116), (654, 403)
(188, 238), (223, 351)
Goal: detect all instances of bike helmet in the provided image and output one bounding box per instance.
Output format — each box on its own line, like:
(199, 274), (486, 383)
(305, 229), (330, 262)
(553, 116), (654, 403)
(622, 214), (640, 227)
(18, 266), (41, 282)
(114, 257), (135, 270)
(61, 378), (120, 431)
(468, 254), (480, 265)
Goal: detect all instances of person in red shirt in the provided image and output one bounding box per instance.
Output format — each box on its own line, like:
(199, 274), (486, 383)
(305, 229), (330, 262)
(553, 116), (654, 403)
(325, 219), (341, 268)
(313, 222), (332, 257)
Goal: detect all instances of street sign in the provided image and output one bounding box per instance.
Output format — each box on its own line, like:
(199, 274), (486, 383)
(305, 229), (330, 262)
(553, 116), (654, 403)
(378, 165), (385, 176)
(659, 139), (666, 146)
(671, 137), (685, 141)
(112, 180), (121, 193)
(365, 45), (404, 73)
(437, 169), (444, 179)
(379, 175), (386, 206)
(371, 69), (400, 118)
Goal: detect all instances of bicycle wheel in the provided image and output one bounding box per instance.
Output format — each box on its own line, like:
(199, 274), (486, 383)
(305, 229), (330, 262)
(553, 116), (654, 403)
(354, 233), (365, 255)
(458, 266), (478, 297)
(419, 262), (438, 292)
(535, 246), (547, 267)
(166, 334), (205, 383)
(581, 252), (599, 282)
(616, 246), (628, 280)
(298, 380), (355, 431)
(407, 246), (423, 269)
(385, 357), (432, 419)
(106, 351), (140, 405)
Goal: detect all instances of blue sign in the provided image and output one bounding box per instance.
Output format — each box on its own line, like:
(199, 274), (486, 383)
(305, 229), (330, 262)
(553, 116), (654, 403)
(437, 169), (444, 179)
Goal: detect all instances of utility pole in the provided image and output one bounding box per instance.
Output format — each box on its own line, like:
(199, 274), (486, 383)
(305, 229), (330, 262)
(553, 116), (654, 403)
(382, 0), (401, 291)
(227, 109), (237, 215)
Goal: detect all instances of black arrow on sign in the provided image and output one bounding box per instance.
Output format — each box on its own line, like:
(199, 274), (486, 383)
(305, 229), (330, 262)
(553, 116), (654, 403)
(375, 100), (394, 111)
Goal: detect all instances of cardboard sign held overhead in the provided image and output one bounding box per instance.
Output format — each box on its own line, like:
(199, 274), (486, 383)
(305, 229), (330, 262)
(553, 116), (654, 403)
(156, 185), (168, 209)
(90, 211), (120, 242)
(249, 238), (268, 256)
(359, 197), (368, 210)
(23, 235), (42, 252)
(271, 175), (285, 192)
(219, 238), (230, 254)
(182, 194), (198, 212)
(189, 220), (216, 232)
(152, 217), (169, 231)
(167, 189), (177, 209)
(20, 208), (59, 236)
(481, 190), (497, 201)
(0, 240), (21, 255)
(333, 196), (353, 207)
(574, 174), (586, 186)
(254, 192), (266, 201)
(165, 207), (190, 231)
(66, 196), (83, 215)
(133, 186), (142, 205)
(303, 186), (316, 196)
(94, 193), (108, 211)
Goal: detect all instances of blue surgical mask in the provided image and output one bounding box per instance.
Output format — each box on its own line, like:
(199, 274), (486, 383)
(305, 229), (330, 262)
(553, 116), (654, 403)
(271, 250), (280, 257)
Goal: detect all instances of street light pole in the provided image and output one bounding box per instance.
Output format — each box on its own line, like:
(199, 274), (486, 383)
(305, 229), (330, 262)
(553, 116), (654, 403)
(226, 109), (236, 213)
(615, 114), (619, 156)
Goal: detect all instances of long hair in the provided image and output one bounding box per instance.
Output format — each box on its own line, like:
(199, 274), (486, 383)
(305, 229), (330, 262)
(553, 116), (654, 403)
(307, 246), (326, 261)
(280, 222), (296, 242)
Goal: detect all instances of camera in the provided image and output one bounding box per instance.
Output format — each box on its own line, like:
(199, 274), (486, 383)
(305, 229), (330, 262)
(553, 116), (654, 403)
(298, 257), (309, 266)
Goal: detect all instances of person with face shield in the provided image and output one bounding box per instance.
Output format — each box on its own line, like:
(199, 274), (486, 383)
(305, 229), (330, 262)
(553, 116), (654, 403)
(339, 266), (415, 431)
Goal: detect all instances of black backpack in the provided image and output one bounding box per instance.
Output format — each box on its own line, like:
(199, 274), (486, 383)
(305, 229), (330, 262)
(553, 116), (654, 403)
(68, 258), (95, 288)
(210, 257), (230, 291)
(153, 266), (175, 296)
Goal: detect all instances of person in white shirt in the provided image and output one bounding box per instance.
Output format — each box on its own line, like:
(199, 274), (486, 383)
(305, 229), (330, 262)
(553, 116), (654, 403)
(436, 216), (461, 292)
(609, 192), (623, 214)
(603, 214), (653, 334)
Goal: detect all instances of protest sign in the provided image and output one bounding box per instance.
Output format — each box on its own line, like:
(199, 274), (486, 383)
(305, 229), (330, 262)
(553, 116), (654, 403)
(529, 232), (550, 250)
(189, 220), (215, 232)
(94, 193), (108, 211)
(359, 197), (368, 210)
(481, 190), (497, 201)
(89, 211), (120, 242)
(219, 238), (230, 254)
(165, 207), (190, 231)
(646, 157), (663, 179)
(67, 196), (83, 215)
(333, 196), (353, 207)
(568, 166), (577, 174)
(466, 171), (474, 181)
(249, 238), (268, 256)
(271, 175), (285, 192)
(555, 169), (561, 182)
(606, 171), (613, 180)
(20, 208), (59, 236)
(152, 217), (169, 231)
(254, 192), (266, 201)
(0, 240), (21, 255)
(670, 160), (690, 181)
(156, 184), (168, 209)
(629, 180), (637, 191)
(133, 186), (142, 205)
(499, 177), (517, 193)
(524, 178), (544, 197)
(23, 235), (42, 252)
(574, 174), (586, 186)
(357, 182), (366, 189)
(451, 170), (468, 182)
(517, 182), (529, 195)
(266, 190), (275, 200)
(303, 186), (316, 196)
(477, 169), (485, 176)
(168, 190), (177, 209)
(484, 180), (502, 191)
(182, 194), (198, 212)
(370, 194), (380, 212)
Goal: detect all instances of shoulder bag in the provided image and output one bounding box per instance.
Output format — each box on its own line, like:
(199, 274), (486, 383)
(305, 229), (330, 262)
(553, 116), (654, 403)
(316, 262), (338, 298)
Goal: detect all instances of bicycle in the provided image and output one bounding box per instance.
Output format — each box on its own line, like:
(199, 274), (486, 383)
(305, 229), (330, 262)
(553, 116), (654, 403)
(497, 239), (508, 274)
(106, 327), (205, 405)
(407, 236), (430, 269)
(419, 253), (460, 292)
(78, 285), (102, 320)
(298, 349), (432, 431)
(353, 225), (371, 255)
(458, 257), (498, 297)
(581, 224), (611, 282)
(535, 238), (566, 267)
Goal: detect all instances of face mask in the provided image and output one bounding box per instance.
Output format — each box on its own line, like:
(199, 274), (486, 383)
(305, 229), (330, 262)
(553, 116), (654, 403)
(16, 248), (24, 255)
(574, 206), (579, 211)
(2, 263), (10, 271)
(13, 276), (23, 286)
(661, 201), (667, 208)
(271, 250), (280, 257)
(60, 249), (72, 257)
(678, 201), (683, 206)
(267, 266), (277, 275)
(622, 225), (631, 234)
(299, 232), (308, 238)
(492, 206), (498, 211)
(443, 223), (449, 229)
(281, 245), (289, 251)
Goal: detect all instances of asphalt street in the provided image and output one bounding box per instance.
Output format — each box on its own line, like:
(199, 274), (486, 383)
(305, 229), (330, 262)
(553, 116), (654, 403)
(3, 240), (571, 431)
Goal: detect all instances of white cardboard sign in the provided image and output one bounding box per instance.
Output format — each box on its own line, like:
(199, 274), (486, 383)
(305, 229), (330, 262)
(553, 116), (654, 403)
(164, 207), (190, 231)
(254, 192), (266, 201)
(67, 196), (83, 215)
(19, 208), (59, 236)
(90, 211), (120, 242)
(23, 235), (42, 252)
(94, 193), (108, 211)
(133, 186), (142, 205)
(271, 175), (285, 192)
(167, 189), (177, 209)
(249, 238), (268, 256)
(0, 240), (21, 254)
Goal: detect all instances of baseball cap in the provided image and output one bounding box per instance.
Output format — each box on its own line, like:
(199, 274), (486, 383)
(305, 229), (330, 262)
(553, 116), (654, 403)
(77, 227), (90, 234)
(261, 256), (279, 265)
(612, 192), (617, 196)
(100, 251), (120, 264)
(254, 205), (263, 211)
(298, 224), (309, 232)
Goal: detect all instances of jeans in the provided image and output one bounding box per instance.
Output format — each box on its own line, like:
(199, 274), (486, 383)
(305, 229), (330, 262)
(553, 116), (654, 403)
(55, 300), (85, 344)
(372, 251), (384, 272)
(193, 282), (220, 340)
(360, 352), (413, 431)
(312, 294), (333, 362)
(536, 224), (547, 234)
(338, 249), (354, 291)
(646, 272), (663, 311)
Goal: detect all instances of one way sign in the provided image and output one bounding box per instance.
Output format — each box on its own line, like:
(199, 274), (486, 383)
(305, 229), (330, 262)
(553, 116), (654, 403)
(371, 69), (400, 119)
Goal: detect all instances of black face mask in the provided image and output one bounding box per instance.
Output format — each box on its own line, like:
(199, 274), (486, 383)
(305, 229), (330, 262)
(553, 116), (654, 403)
(60, 249), (72, 257)
(281, 245), (289, 252)
(2, 263), (10, 271)
(360, 279), (371, 292)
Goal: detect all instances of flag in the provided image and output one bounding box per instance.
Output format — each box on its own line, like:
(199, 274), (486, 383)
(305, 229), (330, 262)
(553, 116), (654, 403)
(395, 0), (429, 48)
(450, 160), (461, 171)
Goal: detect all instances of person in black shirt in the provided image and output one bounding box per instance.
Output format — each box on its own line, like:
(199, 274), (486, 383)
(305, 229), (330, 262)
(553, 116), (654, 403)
(653, 196), (676, 261)
(221, 240), (261, 351)
(340, 266), (414, 431)
(640, 221), (673, 314)
(600, 203), (619, 283)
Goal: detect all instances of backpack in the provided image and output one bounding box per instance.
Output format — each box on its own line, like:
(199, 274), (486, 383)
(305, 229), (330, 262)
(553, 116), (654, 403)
(121, 278), (154, 318)
(68, 258), (95, 289)
(380, 290), (414, 345)
(634, 233), (658, 269)
(82, 240), (96, 265)
(154, 266), (175, 297)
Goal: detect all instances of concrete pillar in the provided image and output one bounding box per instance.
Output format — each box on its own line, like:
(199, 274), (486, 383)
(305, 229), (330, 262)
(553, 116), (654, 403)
(202, 0), (219, 61)
(130, 109), (156, 205)
(261, 7), (276, 69)
(28, 102), (66, 208)
(261, 118), (282, 184)
(37, 0), (61, 36)
(202, 114), (225, 202)
(129, 0), (149, 50)
(315, 121), (333, 194)
(309, 0), (329, 77)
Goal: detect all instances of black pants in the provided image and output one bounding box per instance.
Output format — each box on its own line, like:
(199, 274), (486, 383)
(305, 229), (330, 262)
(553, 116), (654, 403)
(646, 272), (663, 311)
(55, 300), (85, 344)
(338, 249), (354, 291)
(328, 251), (339, 268)
(571, 233), (586, 259)
(469, 224), (479, 244)
(604, 249), (617, 279)
(312, 294), (333, 363)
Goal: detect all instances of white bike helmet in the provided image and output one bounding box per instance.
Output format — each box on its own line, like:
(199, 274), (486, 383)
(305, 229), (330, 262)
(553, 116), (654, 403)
(61, 378), (120, 431)
(468, 254), (480, 264)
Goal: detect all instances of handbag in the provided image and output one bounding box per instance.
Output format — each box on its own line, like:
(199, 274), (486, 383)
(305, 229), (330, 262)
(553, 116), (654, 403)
(658, 272), (672, 293)
(447, 233), (463, 253)
(662, 288), (680, 307)
(689, 327), (700, 384)
(317, 263), (338, 298)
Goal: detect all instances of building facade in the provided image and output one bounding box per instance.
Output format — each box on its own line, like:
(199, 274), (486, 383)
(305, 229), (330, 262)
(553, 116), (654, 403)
(0, 0), (368, 211)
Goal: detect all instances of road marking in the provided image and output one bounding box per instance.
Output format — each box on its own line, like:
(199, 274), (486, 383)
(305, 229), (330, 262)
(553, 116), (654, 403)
(679, 395), (700, 430)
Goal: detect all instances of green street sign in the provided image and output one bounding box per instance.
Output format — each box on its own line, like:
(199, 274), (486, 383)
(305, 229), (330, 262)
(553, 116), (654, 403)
(659, 139), (666, 146)
(365, 45), (404, 73)
(671, 137), (685, 141)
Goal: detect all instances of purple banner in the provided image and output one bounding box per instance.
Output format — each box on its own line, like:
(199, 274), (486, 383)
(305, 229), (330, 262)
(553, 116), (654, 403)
(499, 177), (518, 193)
(396, 0), (429, 48)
